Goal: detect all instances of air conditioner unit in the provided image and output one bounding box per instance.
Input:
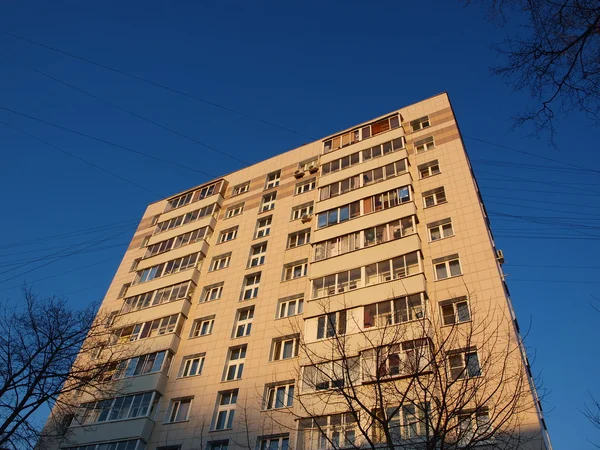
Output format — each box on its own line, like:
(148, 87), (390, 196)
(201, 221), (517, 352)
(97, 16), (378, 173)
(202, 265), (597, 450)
(308, 163), (319, 173)
(496, 249), (505, 264)
(294, 169), (305, 179)
(301, 214), (313, 223)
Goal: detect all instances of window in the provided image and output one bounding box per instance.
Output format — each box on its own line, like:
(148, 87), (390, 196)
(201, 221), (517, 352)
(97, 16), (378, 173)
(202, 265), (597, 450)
(224, 346), (246, 380)
(364, 294), (424, 328)
(67, 440), (146, 450)
(423, 187), (447, 208)
(155, 204), (218, 234)
(410, 116), (430, 131)
(255, 216), (272, 238)
(259, 435), (289, 450)
(152, 215), (160, 226)
(233, 307), (254, 338)
(312, 268), (362, 298)
(166, 192), (193, 212)
(299, 158), (318, 171)
(428, 218), (454, 241)
(321, 137), (404, 175)
(261, 192), (277, 212)
(207, 441), (229, 450)
(440, 297), (471, 326)
(191, 316), (215, 337)
(277, 296), (304, 319)
(298, 414), (358, 450)
(302, 358), (360, 392)
(316, 201), (360, 229)
(145, 227), (209, 258)
(291, 202), (314, 221)
(434, 254), (462, 280)
(449, 350), (481, 380)
(179, 354), (205, 377)
(213, 390), (237, 430)
(323, 115), (401, 153)
(457, 409), (491, 445)
(418, 160), (441, 178)
(225, 203), (244, 218)
(283, 260), (308, 281)
(202, 283), (224, 302)
(210, 253), (231, 272)
(295, 178), (316, 195)
(218, 227), (238, 243)
(271, 335), (299, 361)
(121, 281), (193, 314)
(316, 311), (347, 339)
(362, 339), (430, 380)
(73, 392), (160, 426)
(166, 397), (192, 423)
(265, 384), (294, 410)
(265, 171), (281, 189)
(112, 314), (184, 343)
(134, 253), (200, 284)
(414, 136), (435, 153)
(287, 229), (310, 248)
(242, 273), (261, 300)
(314, 216), (415, 261)
(118, 283), (130, 299)
(104, 350), (172, 381)
(372, 403), (431, 443)
(232, 182), (250, 196)
(130, 259), (141, 272)
(249, 243), (267, 267)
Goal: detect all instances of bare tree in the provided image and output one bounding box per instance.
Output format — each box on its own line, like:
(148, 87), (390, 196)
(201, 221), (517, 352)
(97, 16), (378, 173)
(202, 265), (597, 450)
(0, 287), (129, 449)
(288, 290), (544, 450)
(469, 0), (600, 141)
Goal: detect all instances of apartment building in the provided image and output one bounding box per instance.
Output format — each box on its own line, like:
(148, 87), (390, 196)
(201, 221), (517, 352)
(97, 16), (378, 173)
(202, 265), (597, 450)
(41, 93), (551, 450)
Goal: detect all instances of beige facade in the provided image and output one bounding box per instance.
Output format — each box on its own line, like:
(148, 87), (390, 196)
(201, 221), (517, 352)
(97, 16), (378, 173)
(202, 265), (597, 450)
(42, 93), (551, 450)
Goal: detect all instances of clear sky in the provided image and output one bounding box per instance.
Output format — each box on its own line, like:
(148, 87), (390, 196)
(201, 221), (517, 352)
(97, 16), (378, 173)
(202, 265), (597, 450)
(1, 1), (598, 448)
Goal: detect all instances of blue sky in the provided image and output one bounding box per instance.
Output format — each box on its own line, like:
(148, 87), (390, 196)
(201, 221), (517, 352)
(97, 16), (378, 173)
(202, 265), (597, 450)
(1, 1), (599, 448)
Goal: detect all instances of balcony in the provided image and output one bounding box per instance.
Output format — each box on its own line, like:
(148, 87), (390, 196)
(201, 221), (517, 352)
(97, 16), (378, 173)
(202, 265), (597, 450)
(68, 417), (155, 445)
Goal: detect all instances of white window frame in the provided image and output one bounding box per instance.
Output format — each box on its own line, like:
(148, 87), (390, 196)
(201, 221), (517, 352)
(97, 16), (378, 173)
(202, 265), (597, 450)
(265, 171), (281, 189)
(410, 116), (431, 132)
(259, 435), (289, 450)
(224, 346), (246, 381)
(316, 311), (347, 340)
(179, 354), (205, 378)
(287, 229), (310, 248)
(265, 384), (294, 410)
(277, 297), (304, 319)
(208, 441), (229, 450)
(166, 397), (193, 423)
(213, 390), (237, 430)
(210, 254), (231, 272)
(423, 187), (447, 208)
(261, 192), (277, 212)
(191, 316), (215, 337)
(440, 297), (471, 326)
(434, 257), (462, 280)
(415, 136), (435, 153)
(428, 219), (454, 242)
(232, 182), (250, 196)
(418, 160), (441, 178)
(295, 178), (316, 195)
(283, 261), (308, 281)
(363, 294), (424, 329)
(271, 336), (299, 361)
(361, 339), (429, 381)
(202, 283), (224, 302)
(218, 227), (238, 243)
(299, 413), (358, 450)
(255, 216), (272, 238)
(242, 273), (261, 300)
(225, 203), (244, 219)
(449, 350), (481, 380)
(457, 409), (491, 445)
(233, 307), (254, 338)
(249, 243), (267, 268)
(291, 203), (314, 221)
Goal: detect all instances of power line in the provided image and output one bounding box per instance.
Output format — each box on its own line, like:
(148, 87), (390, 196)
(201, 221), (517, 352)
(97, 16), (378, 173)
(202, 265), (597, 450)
(0, 52), (250, 165)
(0, 28), (312, 140)
(0, 105), (218, 178)
(0, 119), (164, 197)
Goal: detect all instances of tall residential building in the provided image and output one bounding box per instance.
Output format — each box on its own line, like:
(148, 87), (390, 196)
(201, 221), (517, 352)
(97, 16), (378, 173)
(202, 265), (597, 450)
(42, 93), (551, 450)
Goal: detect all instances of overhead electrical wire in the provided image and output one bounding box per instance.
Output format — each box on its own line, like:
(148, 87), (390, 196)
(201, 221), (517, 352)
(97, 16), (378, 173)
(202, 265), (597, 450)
(0, 28), (312, 140)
